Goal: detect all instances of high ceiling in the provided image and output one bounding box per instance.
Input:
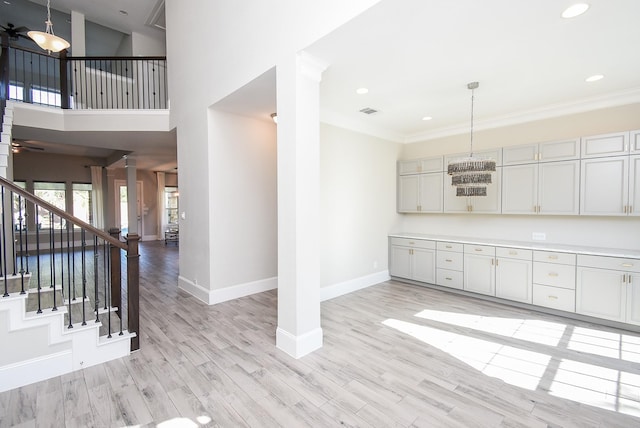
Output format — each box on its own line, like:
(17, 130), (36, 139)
(307, 0), (640, 142)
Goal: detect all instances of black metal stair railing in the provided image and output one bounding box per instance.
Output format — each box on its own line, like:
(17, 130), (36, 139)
(1, 36), (167, 111)
(0, 176), (140, 351)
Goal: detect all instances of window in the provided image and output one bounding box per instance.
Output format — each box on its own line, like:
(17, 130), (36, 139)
(9, 84), (24, 101)
(31, 87), (62, 107)
(165, 187), (179, 225)
(34, 182), (66, 229)
(72, 183), (93, 226)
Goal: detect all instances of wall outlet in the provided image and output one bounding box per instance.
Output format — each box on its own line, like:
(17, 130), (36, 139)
(532, 232), (546, 241)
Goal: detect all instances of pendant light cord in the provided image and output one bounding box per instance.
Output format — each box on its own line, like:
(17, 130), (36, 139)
(469, 85), (475, 157)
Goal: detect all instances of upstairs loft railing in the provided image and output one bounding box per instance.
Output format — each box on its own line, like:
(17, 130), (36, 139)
(0, 176), (140, 351)
(0, 38), (167, 110)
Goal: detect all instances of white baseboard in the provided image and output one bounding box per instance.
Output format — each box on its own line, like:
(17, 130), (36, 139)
(320, 270), (390, 302)
(178, 276), (278, 305)
(0, 350), (73, 393)
(142, 234), (158, 242)
(276, 326), (323, 359)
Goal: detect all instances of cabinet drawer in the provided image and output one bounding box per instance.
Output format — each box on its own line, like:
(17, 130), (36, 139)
(464, 244), (495, 256)
(577, 255), (640, 273)
(398, 157), (443, 175)
(496, 247), (532, 261)
(436, 269), (464, 290)
(533, 284), (575, 312)
(533, 251), (576, 265)
(437, 241), (463, 252)
(437, 251), (463, 271)
(390, 237), (436, 250)
(534, 262), (576, 289)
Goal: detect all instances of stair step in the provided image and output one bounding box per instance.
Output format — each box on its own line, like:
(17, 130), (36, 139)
(0, 274), (32, 295)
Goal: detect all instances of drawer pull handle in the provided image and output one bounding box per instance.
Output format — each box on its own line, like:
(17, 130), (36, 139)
(409, 241), (415, 245)
(509, 250), (517, 255)
(622, 263), (634, 267)
(445, 259), (453, 262)
(548, 295), (558, 300)
(445, 245), (452, 249)
(445, 277), (452, 281)
(548, 272), (559, 277)
(475, 248), (483, 252)
(548, 255), (559, 260)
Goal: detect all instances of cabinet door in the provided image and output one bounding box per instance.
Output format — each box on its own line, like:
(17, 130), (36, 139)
(502, 164), (537, 214)
(576, 267), (626, 322)
(581, 132), (629, 158)
(580, 156), (629, 216)
(538, 139), (580, 162)
(398, 160), (422, 175)
(495, 258), (533, 303)
(443, 178), (470, 213)
(627, 273), (640, 326)
(470, 168), (502, 213)
(398, 175), (420, 213)
(413, 248), (436, 284)
(464, 254), (495, 296)
(503, 144), (537, 165)
(632, 130), (640, 154)
(419, 173), (443, 213)
(390, 246), (412, 279)
(630, 155), (640, 216)
(538, 160), (580, 215)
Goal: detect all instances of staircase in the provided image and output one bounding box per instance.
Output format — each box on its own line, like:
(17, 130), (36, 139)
(0, 102), (140, 393)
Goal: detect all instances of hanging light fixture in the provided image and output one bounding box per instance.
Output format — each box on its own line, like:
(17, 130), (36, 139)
(28, 0), (70, 53)
(447, 82), (496, 197)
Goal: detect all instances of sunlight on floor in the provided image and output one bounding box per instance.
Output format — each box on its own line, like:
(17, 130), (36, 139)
(154, 415), (212, 427)
(414, 309), (566, 346)
(550, 359), (640, 417)
(568, 326), (640, 363)
(382, 318), (550, 390)
(383, 313), (640, 418)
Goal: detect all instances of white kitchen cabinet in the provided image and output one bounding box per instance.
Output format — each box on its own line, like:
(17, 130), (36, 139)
(533, 251), (576, 312)
(502, 160), (579, 215)
(580, 156), (629, 216)
(630, 155), (640, 216)
(576, 255), (640, 324)
(581, 131), (629, 158)
(632, 130), (640, 154)
(444, 168), (501, 213)
(436, 241), (464, 290)
(502, 139), (579, 165)
(389, 238), (436, 283)
(398, 156), (443, 175)
(463, 244), (496, 296)
(495, 248), (533, 303)
(398, 173), (443, 213)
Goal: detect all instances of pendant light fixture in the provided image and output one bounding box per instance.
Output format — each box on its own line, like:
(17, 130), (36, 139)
(28, 0), (70, 53)
(447, 82), (496, 197)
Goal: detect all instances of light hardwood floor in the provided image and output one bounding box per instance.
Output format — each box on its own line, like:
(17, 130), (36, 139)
(1, 240), (640, 427)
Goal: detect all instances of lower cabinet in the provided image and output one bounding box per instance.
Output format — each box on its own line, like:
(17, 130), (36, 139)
(532, 251), (576, 312)
(495, 248), (533, 304)
(389, 238), (436, 284)
(576, 255), (640, 325)
(436, 241), (464, 290)
(463, 244), (496, 296)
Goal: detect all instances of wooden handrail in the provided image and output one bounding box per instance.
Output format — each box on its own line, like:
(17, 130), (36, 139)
(0, 176), (126, 249)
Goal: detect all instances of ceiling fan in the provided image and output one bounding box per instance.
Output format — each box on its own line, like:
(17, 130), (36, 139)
(0, 23), (31, 41)
(11, 140), (45, 154)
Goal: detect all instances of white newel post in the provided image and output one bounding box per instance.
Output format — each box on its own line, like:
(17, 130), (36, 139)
(275, 52), (327, 358)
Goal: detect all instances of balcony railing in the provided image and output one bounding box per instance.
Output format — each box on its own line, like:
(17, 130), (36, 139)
(1, 39), (167, 110)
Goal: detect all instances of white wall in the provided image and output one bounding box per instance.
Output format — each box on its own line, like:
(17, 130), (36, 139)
(131, 32), (166, 56)
(400, 103), (640, 251)
(165, 0), (381, 299)
(320, 123), (401, 287)
(209, 111), (277, 291)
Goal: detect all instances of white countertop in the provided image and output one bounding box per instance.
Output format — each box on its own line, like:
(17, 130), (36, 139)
(389, 232), (640, 259)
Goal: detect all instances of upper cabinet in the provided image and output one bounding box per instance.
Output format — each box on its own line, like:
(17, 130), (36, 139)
(398, 173), (443, 213)
(443, 168), (502, 213)
(503, 139), (580, 166)
(632, 130), (640, 154)
(398, 157), (443, 175)
(444, 148), (503, 168)
(581, 131), (629, 158)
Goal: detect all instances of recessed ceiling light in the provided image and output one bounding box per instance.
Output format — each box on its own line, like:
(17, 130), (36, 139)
(422, 116), (433, 121)
(3, 1), (12, 5)
(356, 87), (368, 95)
(561, 3), (589, 19)
(585, 74), (604, 82)
(119, 10), (128, 16)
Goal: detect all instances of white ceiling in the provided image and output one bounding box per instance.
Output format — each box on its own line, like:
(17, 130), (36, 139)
(306, 0), (640, 143)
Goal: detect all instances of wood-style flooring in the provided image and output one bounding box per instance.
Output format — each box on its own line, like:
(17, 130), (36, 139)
(1, 240), (640, 427)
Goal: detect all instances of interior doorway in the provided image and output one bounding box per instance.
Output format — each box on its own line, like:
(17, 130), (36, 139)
(115, 180), (143, 237)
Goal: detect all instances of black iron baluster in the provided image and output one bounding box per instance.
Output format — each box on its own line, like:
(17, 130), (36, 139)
(105, 240), (112, 338)
(50, 213), (57, 311)
(103, 240), (107, 310)
(18, 195), (25, 295)
(11, 191), (17, 276)
(94, 235), (99, 323)
(1, 187), (7, 297)
(81, 229), (86, 325)
(67, 222), (72, 329)
(35, 205), (42, 314)
(71, 226), (76, 300)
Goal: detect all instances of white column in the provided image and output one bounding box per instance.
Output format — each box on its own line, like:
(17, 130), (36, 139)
(70, 11), (86, 56)
(276, 52), (328, 358)
(125, 156), (138, 235)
